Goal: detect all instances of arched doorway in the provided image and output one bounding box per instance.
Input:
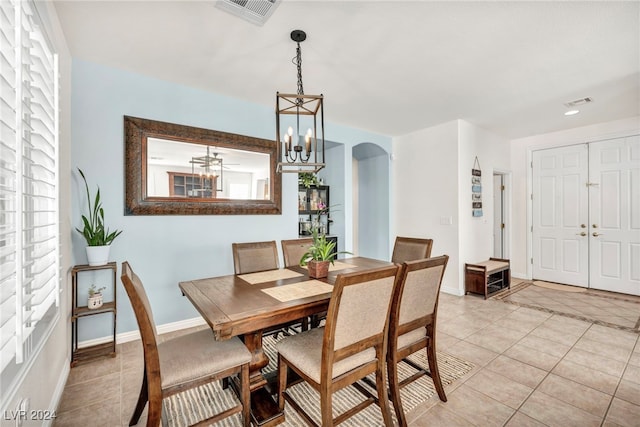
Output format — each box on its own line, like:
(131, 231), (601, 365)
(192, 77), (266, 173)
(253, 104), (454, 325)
(352, 143), (390, 260)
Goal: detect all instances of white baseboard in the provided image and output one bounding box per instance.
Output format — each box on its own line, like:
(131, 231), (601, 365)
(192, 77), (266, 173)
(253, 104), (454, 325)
(441, 285), (465, 296)
(77, 316), (207, 348)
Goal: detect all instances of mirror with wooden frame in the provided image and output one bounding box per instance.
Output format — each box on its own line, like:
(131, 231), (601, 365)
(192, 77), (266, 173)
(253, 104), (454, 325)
(124, 116), (281, 215)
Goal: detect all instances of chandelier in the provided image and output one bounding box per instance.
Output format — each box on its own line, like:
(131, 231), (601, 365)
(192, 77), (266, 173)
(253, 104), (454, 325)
(276, 30), (325, 174)
(189, 146), (223, 195)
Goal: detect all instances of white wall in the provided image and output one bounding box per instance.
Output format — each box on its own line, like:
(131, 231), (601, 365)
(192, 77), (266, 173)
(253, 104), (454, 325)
(393, 120), (461, 294)
(458, 120), (511, 268)
(510, 116), (640, 279)
(1, 1), (73, 423)
(393, 120), (510, 295)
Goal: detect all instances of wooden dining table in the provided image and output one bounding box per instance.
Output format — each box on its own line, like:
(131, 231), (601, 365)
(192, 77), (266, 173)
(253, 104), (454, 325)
(178, 256), (394, 426)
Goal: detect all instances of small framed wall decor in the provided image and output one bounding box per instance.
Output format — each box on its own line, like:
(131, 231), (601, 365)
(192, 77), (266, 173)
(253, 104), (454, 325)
(472, 156), (483, 217)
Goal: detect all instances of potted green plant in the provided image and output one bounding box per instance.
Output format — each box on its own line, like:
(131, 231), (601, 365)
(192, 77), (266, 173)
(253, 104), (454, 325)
(298, 172), (319, 189)
(87, 284), (106, 309)
(300, 203), (351, 278)
(76, 168), (122, 266)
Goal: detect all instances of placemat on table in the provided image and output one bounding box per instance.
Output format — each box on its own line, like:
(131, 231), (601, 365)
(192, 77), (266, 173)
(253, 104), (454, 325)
(261, 280), (333, 302)
(238, 269), (303, 285)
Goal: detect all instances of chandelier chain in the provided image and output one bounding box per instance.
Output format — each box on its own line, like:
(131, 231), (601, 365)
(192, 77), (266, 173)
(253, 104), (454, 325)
(295, 42), (304, 99)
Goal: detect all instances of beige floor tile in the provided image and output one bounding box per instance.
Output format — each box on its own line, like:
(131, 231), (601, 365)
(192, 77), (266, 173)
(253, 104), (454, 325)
(436, 384), (515, 427)
(503, 342), (563, 371)
(543, 314), (592, 334)
(66, 354), (121, 386)
(504, 411), (549, 427)
(53, 395), (121, 427)
(627, 351), (640, 367)
(410, 402), (475, 427)
(604, 397), (640, 427)
(536, 374), (612, 418)
(464, 330), (520, 354)
(57, 371), (120, 413)
(573, 337), (633, 363)
(463, 369), (533, 409)
(582, 325), (638, 349)
(530, 324), (584, 347)
(563, 346), (628, 378)
(519, 390), (602, 427)
(485, 355), (547, 389)
(615, 379), (640, 406)
(446, 340), (499, 367)
(621, 364), (640, 384)
(436, 332), (461, 351)
(517, 334), (572, 358)
(552, 359), (619, 395)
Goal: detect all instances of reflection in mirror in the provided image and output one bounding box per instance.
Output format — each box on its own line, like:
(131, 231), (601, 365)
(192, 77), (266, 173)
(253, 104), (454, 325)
(146, 138), (271, 200)
(124, 116), (281, 215)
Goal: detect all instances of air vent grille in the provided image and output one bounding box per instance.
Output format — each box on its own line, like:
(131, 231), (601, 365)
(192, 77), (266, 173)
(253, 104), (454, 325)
(215, 0), (280, 26)
(564, 97), (594, 108)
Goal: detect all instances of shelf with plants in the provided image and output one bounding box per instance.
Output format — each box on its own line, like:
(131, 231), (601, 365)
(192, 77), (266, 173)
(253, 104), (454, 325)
(70, 262), (117, 367)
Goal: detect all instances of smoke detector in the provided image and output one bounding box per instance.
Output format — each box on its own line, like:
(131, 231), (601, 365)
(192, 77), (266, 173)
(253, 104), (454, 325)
(215, 0), (280, 26)
(564, 97), (594, 108)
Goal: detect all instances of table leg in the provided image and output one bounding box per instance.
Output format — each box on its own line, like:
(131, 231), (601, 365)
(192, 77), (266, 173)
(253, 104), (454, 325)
(241, 331), (285, 426)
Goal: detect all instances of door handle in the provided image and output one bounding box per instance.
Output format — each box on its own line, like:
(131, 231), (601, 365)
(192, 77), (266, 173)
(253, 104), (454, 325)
(576, 232), (587, 236)
(592, 232), (603, 237)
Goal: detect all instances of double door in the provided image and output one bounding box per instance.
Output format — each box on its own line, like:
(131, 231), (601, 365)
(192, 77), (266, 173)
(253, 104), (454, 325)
(532, 135), (639, 296)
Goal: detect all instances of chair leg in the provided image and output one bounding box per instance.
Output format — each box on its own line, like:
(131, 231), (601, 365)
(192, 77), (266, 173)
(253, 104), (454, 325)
(427, 331), (447, 402)
(146, 397), (162, 427)
(387, 353), (407, 427)
(320, 381), (333, 426)
(240, 364), (251, 427)
(277, 354), (288, 412)
(375, 357), (394, 427)
(130, 371), (148, 426)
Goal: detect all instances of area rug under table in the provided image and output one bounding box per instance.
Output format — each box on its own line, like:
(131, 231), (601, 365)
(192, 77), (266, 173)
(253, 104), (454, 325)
(163, 335), (474, 427)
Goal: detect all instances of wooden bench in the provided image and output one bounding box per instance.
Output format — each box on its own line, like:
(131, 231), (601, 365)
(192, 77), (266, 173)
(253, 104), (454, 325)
(465, 258), (510, 299)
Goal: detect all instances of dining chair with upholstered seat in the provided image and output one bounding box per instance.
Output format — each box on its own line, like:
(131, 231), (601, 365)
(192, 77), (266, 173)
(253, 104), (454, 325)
(391, 236), (433, 264)
(232, 240), (280, 274)
(276, 265), (400, 427)
(387, 255), (449, 427)
(121, 262), (252, 427)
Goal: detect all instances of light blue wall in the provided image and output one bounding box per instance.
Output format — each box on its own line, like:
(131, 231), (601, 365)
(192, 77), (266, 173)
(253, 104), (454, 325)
(71, 59), (392, 339)
(356, 149), (391, 260)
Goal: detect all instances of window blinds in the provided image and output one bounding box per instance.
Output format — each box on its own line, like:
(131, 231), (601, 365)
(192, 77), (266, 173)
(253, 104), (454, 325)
(0, 0), (59, 404)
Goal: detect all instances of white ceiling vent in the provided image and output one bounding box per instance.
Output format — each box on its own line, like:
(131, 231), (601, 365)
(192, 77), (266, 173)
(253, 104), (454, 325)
(215, 0), (280, 26)
(564, 97), (594, 108)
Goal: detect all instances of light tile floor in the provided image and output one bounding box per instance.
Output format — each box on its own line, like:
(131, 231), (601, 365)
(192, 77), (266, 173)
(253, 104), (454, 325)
(54, 282), (640, 426)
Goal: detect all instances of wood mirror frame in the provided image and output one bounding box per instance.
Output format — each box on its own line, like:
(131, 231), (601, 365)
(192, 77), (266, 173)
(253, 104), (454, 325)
(124, 116), (282, 215)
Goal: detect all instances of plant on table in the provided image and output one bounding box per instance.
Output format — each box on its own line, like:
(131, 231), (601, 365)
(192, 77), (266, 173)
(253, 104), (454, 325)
(300, 203), (351, 278)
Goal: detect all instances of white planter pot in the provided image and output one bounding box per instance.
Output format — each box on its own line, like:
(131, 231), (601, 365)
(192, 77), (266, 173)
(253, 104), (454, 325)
(87, 294), (104, 309)
(86, 245), (110, 266)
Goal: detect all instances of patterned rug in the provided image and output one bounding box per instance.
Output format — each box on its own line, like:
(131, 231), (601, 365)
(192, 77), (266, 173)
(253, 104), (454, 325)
(163, 334), (474, 427)
(492, 280), (640, 333)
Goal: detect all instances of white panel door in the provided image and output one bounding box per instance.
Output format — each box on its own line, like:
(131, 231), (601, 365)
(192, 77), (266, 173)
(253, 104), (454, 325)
(532, 145), (589, 286)
(589, 136), (640, 295)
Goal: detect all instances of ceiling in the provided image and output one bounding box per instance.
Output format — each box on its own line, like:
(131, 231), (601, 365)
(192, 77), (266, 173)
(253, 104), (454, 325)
(53, 1), (639, 139)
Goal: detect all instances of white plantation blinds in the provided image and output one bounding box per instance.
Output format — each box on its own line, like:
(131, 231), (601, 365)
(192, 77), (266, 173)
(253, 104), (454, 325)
(0, 0), (59, 404)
